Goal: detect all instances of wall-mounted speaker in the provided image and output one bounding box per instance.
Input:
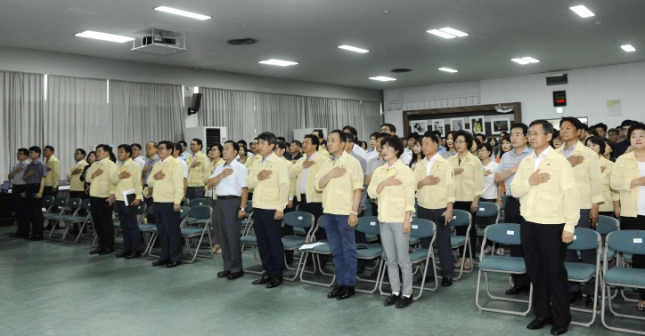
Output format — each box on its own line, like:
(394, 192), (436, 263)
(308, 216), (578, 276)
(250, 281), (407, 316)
(188, 93), (202, 115)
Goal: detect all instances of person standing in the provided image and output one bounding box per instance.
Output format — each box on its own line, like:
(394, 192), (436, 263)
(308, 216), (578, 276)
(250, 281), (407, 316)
(342, 126), (366, 159)
(148, 141), (185, 268)
(22, 146), (48, 241)
(246, 132), (290, 288)
(207, 141), (249, 280)
(66, 149), (88, 200)
(43, 146), (60, 198)
(368, 135), (416, 308)
(86, 145), (117, 254)
(204, 144), (224, 253)
(511, 120), (579, 335)
(365, 133), (389, 216)
(178, 140), (190, 161)
(171, 143), (188, 200)
(131, 143), (146, 171)
(111, 144), (143, 259)
(314, 130), (363, 300)
(585, 137), (620, 217)
(185, 138), (209, 201)
(142, 141), (160, 224)
(8, 148), (30, 238)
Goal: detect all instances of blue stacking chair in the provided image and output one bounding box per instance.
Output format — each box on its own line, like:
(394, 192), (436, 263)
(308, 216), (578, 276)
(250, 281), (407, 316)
(299, 215), (336, 287)
(47, 197), (82, 240)
(596, 215), (620, 264)
(140, 204), (158, 255)
(281, 211), (315, 281)
(354, 216), (384, 294)
(240, 200), (253, 233)
(43, 196), (69, 222)
(59, 198), (92, 244)
(566, 227), (602, 327)
(475, 223), (533, 316)
(601, 230), (645, 335)
(476, 202), (501, 259)
(186, 198), (207, 225)
(181, 205), (212, 263)
(450, 209), (473, 280)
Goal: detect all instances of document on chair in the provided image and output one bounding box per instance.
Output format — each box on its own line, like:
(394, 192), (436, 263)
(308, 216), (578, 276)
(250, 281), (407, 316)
(122, 189), (136, 206)
(299, 242), (326, 250)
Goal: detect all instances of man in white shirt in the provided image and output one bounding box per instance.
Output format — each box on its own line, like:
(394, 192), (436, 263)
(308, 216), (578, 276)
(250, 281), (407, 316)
(400, 133), (418, 165)
(9, 148), (30, 238)
(178, 140), (190, 161)
(343, 125), (366, 159)
(131, 143), (146, 171)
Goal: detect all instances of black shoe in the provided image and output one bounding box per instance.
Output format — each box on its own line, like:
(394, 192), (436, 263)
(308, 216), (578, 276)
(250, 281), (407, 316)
(442, 278), (453, 287)
(266, 277), (283, 288)
(384, 293), (400, 306)
(30, 235), (43, 241)
(526, 316), (553, 330)
(336, 286), (355, 300)
(166, 261), (182, 268)
(357, 266), (365, 275)
(569, 291), (582, 304)
(89, 248), (104, 255)
(505, 285), (529, 295)
(98, 249), (113, 255)
(550, 326), (568, 335)
(115, 251), (132, 258)
(152, 260), (170, 267)
(227, 271), (244, 280)
(327, 285), (344, 299)
(218, 270), (231, 278)
(584, 295), (594, 308)
(252, 275), (272, 285)
(125, 251), (141, 259)
(396, 296), (413, 308)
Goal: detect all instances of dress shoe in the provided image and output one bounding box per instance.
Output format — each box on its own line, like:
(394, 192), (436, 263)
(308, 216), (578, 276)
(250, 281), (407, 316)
(569, 291), (582, 304)
(550, 326), (568, 335)
(227, 271), (244, 280)
(327, 285), (344, 299)
(584, 295), (594, 307)
(384, 293), (400, 306)
(166, 261), (182, 268)
(396, 296), (413, 309)
(152, 260), (170, 267)
(98, 249), (113, 255)
(266, 277), (283, 288)
(442, 278), (453, 287)
(526, 316), (553, 330)
(115, 251), (132, 258)
(125, 251), (141, 259)
(252, 275), (272, 285)
(218, 270), (231, 278)
(505, 285), (529, 295)
(89, 248), (104, 255)
(30, 235), (43, 241)
(336, 286), (355, 300)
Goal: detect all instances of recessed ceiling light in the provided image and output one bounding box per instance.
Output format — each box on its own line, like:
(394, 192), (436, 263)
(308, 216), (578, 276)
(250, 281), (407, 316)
(621, 44), (636, 52)
(75, 30), (134, 43)
(438, 67), (458, 73)
(511, 58), (530, 65)
(154, 6), (211, 20)
(338, 45), (369, 53)
(439, 27), (469, 37)
(521, 57), (540, 63)
(427, 29), (456, 39)
(369, 76), (397, 82)
(259, 59), (298, 66)
(570, 5), (595, 18)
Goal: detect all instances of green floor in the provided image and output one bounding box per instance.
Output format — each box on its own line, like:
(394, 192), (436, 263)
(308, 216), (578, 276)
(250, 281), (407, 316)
(0, 226), (641, 336)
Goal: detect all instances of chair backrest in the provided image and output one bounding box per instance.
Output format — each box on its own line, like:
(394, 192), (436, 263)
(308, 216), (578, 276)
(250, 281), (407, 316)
(567, 227), (601, 251)
(451, 209), (471, 227)
(411, 218), (435, 239)
(136, 202), (147, 215)
(81, 198), (92, 211)
(283, 211), (314, 229)
(501, 195), (508, 209)
(355, 216), (380, 235)
(596, 215), (619, 236)
(53, 196), (68, 208)
(484, 223), (521, 245)
(146, 204), (155, 217)
(66, 197), (83, 210)
(187, 205), (210, 220)
(317, 215), (328, 229)
(189, 198), (207, 207)
(42, 195), (55, 208)
(477, 201), (499, 219)
(606, 230), (645, 255)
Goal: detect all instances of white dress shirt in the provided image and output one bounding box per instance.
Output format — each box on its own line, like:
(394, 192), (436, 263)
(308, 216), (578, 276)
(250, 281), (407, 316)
(400, 148), (413, 165)
(532, 147), (550, 171)
(212, 160), (248, 197)
(352, 144), (366, 160)
(425, 153), (439, 176)
(133, 156), (146, 171)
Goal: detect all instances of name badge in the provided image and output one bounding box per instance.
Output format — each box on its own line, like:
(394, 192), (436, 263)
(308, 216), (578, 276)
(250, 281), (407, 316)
(370, 221), (376, 226)
(42, 208), (46, 212)
(507, 230), (514, 235)
(298, 216), (303, 220)
(573, 235), (577, 240)
(453, 216), (456, 220)
(634, 238), (643, 244)
(479, 208), (485, 211)
(412, 225), (418, 229)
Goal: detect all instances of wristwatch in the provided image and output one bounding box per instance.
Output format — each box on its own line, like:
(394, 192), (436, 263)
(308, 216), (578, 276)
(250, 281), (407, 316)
(240, 207), (245, 211)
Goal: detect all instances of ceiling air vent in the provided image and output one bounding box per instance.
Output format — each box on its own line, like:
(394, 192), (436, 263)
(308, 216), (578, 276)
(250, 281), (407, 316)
(227, 38), (258, 45)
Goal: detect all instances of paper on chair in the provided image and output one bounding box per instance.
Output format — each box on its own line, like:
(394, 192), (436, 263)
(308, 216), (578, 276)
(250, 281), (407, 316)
(122, 189), (136, 206)
(299, 242), (326, 250)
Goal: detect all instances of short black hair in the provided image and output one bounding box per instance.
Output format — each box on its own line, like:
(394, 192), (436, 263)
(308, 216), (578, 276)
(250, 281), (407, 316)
(422, 131), (440, 144)
(178, 140), (188, 148)
(446, 131), (456, 140)
(258, 132), (278, 149)
(407, 132), (419, 141)
(291, 140), (302, 148)
(329, 130), (347, 142)
(237, 140), (248, 148)
(96, 144), (112, 152)
(510, 123), (528, 136)
(528, 120), (554, 134)
(75, 148), (86, 156)
(377, 132), (390, 140)
(370, 131), (379, 140)
(224, 140), (240, 153)
(628, 122), (645, 140)
(211, 143), (223, 154)
(455, 130), (473, 150)
(480, 142), (493, 154)
(275, 140), (288, 151)
(304, 134), (320, 150)
(585, 136), (606, 155)
(276, 136), (286, 142)
(87, 151), (96, 159)
(608, 128), (619, 135)
(45, 145), (55, 153)
(321, 139), (327, 146)
(381, 123), (396, 133)
(29, 146), (41, 155)
(118, 144), (132, 156)
(622, 119), (637, 129)
(158, 141), (173, 151)
(475, 133), (486, 141)
(131, 143), (142, 150)
(342, 125), (358, 138)
(472, 138), (481, 151)
(595, 123), (608, 132)
(18, 148), (29, 156)
(312, 130), (325, 138)
(381, 136), (404, 158)
(172, 143), (183, 154)
(192, 138), (203, 149)
(560, 117), (583, 130)
(345, 133), (356, 144)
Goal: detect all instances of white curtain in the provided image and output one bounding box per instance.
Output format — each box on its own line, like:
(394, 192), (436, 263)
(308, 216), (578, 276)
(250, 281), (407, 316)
(305, 97), (382, 142)
(254, 92), (306, 140)
(198, 88), (256, 142)
(110, 80), (185, 145)
(45, 75), (108, 179)
(0, 71), (43, 181)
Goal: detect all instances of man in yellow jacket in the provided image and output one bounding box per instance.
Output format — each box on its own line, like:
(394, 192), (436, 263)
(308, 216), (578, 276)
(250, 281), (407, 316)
(43, 145), (60, 198)
(148, 141), (185, 268)
(111, 144), (143, 259)
(185, 138), (209, 201)
(86, 145), (117, 255)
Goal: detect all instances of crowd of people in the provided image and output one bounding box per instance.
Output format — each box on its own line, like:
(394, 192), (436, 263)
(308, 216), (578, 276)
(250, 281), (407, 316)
(7, 117), (645, 335)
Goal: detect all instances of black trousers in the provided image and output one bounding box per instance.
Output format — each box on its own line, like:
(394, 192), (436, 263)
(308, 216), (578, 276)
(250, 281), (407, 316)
(620, 215), (645, 300)
(154, 202), (183, 262)
(12, 185), (30, 234)
(43, 186), (58, 198)
(186, 187), (203, 202)
(70, 191), (88, 216)
(418, 206), (454, 279)
(505, 197), (530, 288)
(454, 201), (477, 259)
(26, 184), (44, 236)
(116, 201), (142, 253)
(253, 208), (285, 277)
(90, 197), (114, 250)
(522, 221), (570, 327)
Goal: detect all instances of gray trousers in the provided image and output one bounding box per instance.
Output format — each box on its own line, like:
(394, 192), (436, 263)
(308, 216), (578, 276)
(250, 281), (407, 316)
(418, 206), (454, 279)
(566, 209), (596, 295)
(380, 221), (413, 296)
(206, 197), (219, 245)
(216, 198), (243, 272)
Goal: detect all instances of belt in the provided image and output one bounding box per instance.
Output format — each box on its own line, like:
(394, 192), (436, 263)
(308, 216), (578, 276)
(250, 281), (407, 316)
(217, 195), (240, 199)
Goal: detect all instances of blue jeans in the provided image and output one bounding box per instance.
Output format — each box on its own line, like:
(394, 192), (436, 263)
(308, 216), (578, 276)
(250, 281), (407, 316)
(325, 214), (357, 286)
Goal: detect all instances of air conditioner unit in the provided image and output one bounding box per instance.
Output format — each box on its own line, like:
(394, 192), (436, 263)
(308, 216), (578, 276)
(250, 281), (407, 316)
(132, 28), (186, 56)
(184, 127), (228, 154)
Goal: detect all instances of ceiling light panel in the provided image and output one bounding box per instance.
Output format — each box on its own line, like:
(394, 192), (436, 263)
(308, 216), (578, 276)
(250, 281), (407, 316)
(621, 44), (636, 52)
(511, 58), (530, 65)
(338, 45), (369, 53)
(259, 59), (298, 66)
(427, 29), (456, 39)
(154, 6), (211, 20)
(521, 57), (540, 63)
(75, 31), (134, 43)
(439, 27), (468, 37)
(569, 5), (595, 18)
(369, 76), (397, 82)
(438, 67), (458, 73)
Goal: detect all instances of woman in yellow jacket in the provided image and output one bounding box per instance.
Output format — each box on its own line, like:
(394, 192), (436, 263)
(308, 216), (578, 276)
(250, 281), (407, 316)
(585, 136), (620, 218)
(447, 130), (484, 270)
(368, 135), (416, 309)
(610, 122), (645, 310)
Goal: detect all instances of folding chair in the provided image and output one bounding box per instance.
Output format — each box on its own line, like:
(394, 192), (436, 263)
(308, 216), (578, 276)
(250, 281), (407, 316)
(499, 195), (508, 223)
(240, 213), (262, 275)
(377, 218), (438, 300)
(596, 215), (619, 264)
(601, 230), (645, 335)
(140, 204), (158, 255)
(475, 223), (533, 316)
(186, 198), (207, 225)
(47, 197), (82, 240)
(450, 209), (473, 280)
(354, 216), (384, 294)
(476, 202), (500, 258)
(281, 211), (314, 281)
(240, 200), (253, 233)
(43, 196), (69, 224)
(566, 227), (602, 327)
(299, 215), (336, 287)
(58, 199), (92, 244)
(180, 205), (212, 263)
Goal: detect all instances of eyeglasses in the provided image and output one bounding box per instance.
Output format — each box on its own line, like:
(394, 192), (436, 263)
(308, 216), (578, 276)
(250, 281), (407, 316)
(454, 141), (466, 144)
(527, 132), (545, 137)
